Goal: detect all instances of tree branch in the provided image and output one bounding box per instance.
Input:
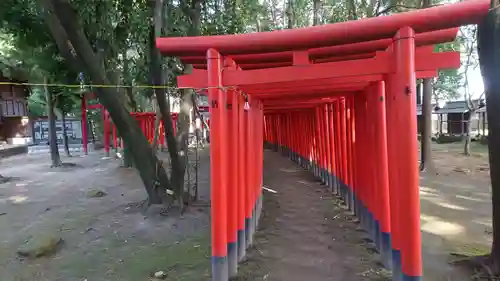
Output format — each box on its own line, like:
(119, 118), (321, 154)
(37, 0), (83, 72)
(375, 4), (438, 16)
(462, 26), (478, 110)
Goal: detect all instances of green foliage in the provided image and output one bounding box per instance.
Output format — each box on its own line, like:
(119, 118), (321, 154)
(0, 0), (474, 112)
(0, 0), (82, 116)
(433, 40), (463, 102)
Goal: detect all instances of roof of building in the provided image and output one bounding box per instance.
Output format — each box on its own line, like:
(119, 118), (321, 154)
(434, 99), (485, 114)
(416, 103), (438, 116)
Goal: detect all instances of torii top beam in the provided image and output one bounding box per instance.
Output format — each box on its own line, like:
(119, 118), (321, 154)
(177, 48), (459, 92)
(180, 28), (457, 66)
(156, 0), (488, 56)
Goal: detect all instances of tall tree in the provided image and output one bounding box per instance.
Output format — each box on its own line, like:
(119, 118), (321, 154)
(475, 0), (500, 275)
(461, 25), (482, 156)
(149, 0), (186, 206)
(313, 0), (321, 25)
(420, 0), (435, 172)
(38, 0), (174, 206)
(175, 0), (204, 206)
(44, 77), (62, 167)
(286, 0), (294, 28)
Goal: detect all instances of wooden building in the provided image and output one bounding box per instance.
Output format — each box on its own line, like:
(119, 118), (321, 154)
(434, 99), (486, 136)
(0, 75), (30, 144)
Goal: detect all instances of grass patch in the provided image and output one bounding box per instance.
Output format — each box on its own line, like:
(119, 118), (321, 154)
(51, 232), (211, 281)
(115, 234), (211, 281)
(448, 241), (491, 263)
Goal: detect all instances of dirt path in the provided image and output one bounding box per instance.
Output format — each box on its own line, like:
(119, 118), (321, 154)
(238, 150), (388, 281)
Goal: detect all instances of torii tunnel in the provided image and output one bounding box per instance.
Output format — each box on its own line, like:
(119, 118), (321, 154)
(157, 0), (490, 280)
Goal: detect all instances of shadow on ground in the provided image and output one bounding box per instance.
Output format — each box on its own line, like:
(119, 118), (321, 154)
(419, 142), (492, 281)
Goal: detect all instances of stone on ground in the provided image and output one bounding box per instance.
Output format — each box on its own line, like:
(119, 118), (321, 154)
(86, 189), (107, 198)
(17, 234), (63, 258)
(153, 271), (167, 279)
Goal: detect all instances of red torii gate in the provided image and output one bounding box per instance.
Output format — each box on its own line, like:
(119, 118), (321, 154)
(81, 93), (179, 155)
(156, 1), (490, 281)
(178, 46), (455, 280)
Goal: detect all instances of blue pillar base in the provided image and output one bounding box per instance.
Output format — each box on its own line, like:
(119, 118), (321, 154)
(320, 168), (326, 184)
(381, 232), (392, 269)
(354, 196), (360, 218)
(346, 187), (353, 211)
(344, 184), (349, 204)
(250, 208), (256, 246)
(211, 256), (229, 281)
(237, 229), (246, 262)
(374, 220), (381, 252)
(368, 212), (376, 242)
(392, 249), (402, 281)
(338, 181), (344, 200)
(228, 242), (238, 277)
(257, 194), (263, 226)
(402, 274), (422, 281)
(245, 218), (253, 247)
(328, 173), (334, 192)
(333, 179), (338, 196)
(361, 203), (368, 231)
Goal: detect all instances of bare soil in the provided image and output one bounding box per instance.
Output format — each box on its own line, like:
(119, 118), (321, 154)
(419, 142), (492, 280)
(0, 141), (493, 281)
(0, 149), (211, 281)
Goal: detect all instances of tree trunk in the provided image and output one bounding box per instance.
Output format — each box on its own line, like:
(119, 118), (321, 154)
(176, 0), (204, 206)
(483, 112), (487, 135)
(478, 0), (500, 264)
(149, 0), (183, 200)
(419, 0), (435, 172)
(286, 0), (294, 28)
(40, 0), (173, 204)
(347, 0), (357, 20)
(90, 118), (96, 144)
(416, 81), (422, 105)
(420, 78), (435, 172)
(463, 111), (473, 156)
(313, 0), (321, 26)
(151, 98), (161, 152)
(61, 111), (71, 157)
(117, 59), (134, 167)
(122, 53), (138, 112)
(44, 79), (62, 167)
(439, 114), (443, 134)
(122, 144), (134, 167)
